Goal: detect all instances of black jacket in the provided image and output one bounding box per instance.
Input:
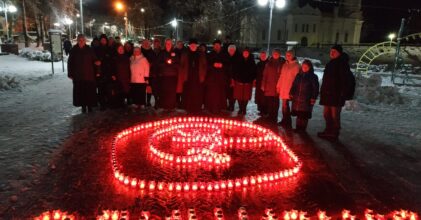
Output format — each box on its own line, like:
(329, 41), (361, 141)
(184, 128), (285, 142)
(290, 71), (319, 113)
(68, 44), (98, 82)
(158, 49), (180, 77)
(320, 54), (351, 106)
(234, 56), (257, 83)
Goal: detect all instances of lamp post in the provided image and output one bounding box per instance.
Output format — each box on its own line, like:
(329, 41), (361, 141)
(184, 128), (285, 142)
(79, 0), (84, 34)
(388, 33), (396, 47)
(0, 1), (17, 41)
(115, 2), (128, 39)
(171, 18), (178, 40)
(75, 13), (80, 35)
(258, 0), (286, 52)
(141, 8), (146, 38)
(217, 29), (222, 37)
(63, 17), (73, 40)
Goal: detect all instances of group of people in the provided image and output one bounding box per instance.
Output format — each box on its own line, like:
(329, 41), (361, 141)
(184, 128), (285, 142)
(67, 33), (354, 140)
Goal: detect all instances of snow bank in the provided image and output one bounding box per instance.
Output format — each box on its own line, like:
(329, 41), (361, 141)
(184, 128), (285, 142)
(19, 47), (63, 62)
(0, 55), (64, 91)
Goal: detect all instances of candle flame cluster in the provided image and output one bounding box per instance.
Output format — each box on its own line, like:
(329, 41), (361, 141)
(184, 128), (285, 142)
(34, 209), (419, 220)
(33, 210), (76, 220)
(111, 117), (302, 192)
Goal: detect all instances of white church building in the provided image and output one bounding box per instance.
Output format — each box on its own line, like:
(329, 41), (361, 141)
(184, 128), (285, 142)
(240, 0), (363, 48)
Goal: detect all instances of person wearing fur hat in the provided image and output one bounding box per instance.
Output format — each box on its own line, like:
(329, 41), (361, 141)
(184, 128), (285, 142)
(318, 44), (351, 140)
(177, 38), (207, 113)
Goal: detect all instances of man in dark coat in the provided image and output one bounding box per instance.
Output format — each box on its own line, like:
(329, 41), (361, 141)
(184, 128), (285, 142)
(177, 38), (207, 113)
(68, 34), (100, 113)
(204, 39), (227, 114)
(225, 44), (241, 111)
(157, 38), (180, 110)
(111, 44), (131, 107)
(318, 45), (351, 140)
(145, 38), (162, 108)
(255, 50), (268, 115)
(63, 38), (72, 56)
(94, 34), (113, 110)
(174, 40), (185, 108)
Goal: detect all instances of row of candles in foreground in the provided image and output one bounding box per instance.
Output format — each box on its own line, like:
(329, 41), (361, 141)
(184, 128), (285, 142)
(35, 208), (419, 220)
(113, 165), (300, 191)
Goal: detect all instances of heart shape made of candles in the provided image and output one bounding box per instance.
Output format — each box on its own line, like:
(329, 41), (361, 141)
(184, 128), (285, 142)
(111, 117), (302, 192)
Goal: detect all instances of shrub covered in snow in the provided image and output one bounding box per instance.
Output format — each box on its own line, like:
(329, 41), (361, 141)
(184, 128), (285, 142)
(19, 48), (62, 62)
(0, 75), (20, 91)
(355, 75), (405, 105)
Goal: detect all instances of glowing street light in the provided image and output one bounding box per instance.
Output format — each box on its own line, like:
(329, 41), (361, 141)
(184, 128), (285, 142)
(140, 8), (145, 13)
(63, 17), (74, 39)
(115, 2), (128, 39)
(258, 0), (286, 52)
(388, 33), (396, 47)
(115, 2), (124, 11)
(171, 18), (178, 40)
(217, 30), (222, 36)
(0, 2), (18, 41)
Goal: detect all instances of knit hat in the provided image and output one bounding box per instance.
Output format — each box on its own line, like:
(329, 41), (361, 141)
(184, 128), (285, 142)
(213, 39), (222, 45)
(188, 38), (198, 45)
(331, 44), (343, 53)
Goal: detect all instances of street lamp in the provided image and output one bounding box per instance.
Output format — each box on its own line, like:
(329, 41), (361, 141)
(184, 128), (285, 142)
(388, 33), (396, 47)
(217, 29), (222, 36)
(115, 2), (128, 39)
(79, 0), (84, 34)
(258, 0), (286, 52)
(0, 2), (18, 41)
(63, 17), (73, 39)
(140, 8), (146, 38)
(171, 18), (178, 40)
(75, 13), (80, 35)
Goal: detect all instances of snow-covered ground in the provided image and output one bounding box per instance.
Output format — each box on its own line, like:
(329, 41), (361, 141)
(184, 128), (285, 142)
(0, 54), (420, 217)
(0, 54), (64, 91)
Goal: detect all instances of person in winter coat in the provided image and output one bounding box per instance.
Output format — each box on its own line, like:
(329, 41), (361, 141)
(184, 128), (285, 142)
(290, 59), (319, 132)
(276, 50), (300, 128)
(204, 39), (228, 114)
(261, 48), (285, 123)
(157, 38), (180, 110)
(94, 34), (113, 110)
(111, 44), (131, 107)
(255, 50), (268, 115)
(178, 38), (207, 113)
(174, 40), (185, 108)
(318, 44), (351, 139)
(68, 34), (100, 113)
(129, 47), (150, 109)
(225, 44), (241, 111)
(233, 48), (257, 115)
(124, 41), (134, 57)
(146, 38), (162, 108)
(63, 38), (72, 56)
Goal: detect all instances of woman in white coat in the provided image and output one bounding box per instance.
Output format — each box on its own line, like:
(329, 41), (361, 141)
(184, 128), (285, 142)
(276, 50), (300, 128)
(130, 47), (150, 108)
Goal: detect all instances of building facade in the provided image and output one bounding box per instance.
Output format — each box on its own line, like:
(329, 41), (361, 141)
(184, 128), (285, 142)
(240, 0), (363, 48)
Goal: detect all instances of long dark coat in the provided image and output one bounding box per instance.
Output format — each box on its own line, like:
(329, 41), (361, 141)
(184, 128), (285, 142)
(255, 59), (267, 107)
(290, 71), (319, 118)
(261, 58), (285, 97)
(112, 54), (131, 94)
(204, 50), (227, 113)
(68, 44), (98, 107)
(157, 49), (180, 109)
(233, 56), (257, 101)
(94, 45), (113, 83)
(178, 50), (207, 113)
(319, 55), (350, 107)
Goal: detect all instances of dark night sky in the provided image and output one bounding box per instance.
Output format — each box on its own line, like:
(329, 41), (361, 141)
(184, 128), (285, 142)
(83, 0), (421, 42)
